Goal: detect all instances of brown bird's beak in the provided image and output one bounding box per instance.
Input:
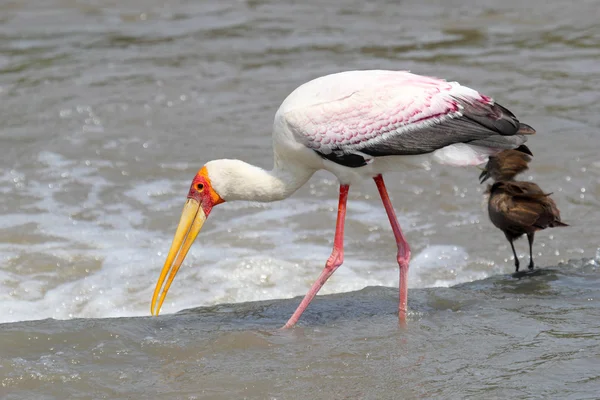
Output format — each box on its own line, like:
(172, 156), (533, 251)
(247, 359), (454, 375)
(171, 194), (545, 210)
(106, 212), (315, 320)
(151, 198), (207, 316)
(479, 168), (490, 184)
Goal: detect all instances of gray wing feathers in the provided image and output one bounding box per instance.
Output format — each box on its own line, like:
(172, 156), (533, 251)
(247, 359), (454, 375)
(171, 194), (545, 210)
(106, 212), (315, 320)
(359, 100), (528, 157)
(462, 102), (519, 136)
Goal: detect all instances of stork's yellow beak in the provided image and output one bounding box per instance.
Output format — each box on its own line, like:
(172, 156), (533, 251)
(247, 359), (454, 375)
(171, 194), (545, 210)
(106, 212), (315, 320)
(151, 199), (206, 316)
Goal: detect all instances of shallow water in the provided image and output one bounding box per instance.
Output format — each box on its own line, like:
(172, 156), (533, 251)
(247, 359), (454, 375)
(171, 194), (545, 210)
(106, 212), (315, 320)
(1, 0), (600, 398)
(2, 258), (600, 399)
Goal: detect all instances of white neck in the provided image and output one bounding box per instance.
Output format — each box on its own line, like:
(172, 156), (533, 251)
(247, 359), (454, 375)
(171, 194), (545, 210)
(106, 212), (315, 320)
(205, 159), (315, 202)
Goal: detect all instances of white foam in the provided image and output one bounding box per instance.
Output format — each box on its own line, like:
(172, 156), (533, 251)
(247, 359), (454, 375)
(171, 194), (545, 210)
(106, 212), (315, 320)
(432, 143), (498, 167)
(0, 150), (494, 324)
(409, 245), (489, 288)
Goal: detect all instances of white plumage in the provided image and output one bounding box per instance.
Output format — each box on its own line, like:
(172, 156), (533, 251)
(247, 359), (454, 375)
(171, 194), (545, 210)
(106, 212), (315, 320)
(150, 70), (534, 328)
(280, 70), (478, 150)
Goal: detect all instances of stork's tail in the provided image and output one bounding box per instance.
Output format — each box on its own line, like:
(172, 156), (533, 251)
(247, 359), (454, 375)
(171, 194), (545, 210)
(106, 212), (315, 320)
(517, 123), (536, 135)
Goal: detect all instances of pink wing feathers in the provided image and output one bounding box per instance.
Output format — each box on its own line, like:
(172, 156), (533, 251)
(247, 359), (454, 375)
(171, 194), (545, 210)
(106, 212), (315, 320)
(279, 70), (530, 167)
(283, 71), (476, 151)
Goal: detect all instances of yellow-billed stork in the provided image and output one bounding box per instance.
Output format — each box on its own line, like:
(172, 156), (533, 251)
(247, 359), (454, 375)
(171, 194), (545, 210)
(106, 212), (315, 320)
(150, 70), (535, 328)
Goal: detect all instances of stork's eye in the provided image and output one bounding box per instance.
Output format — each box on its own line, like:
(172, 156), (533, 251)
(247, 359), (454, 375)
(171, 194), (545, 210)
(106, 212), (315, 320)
(196, 183), (204, 191)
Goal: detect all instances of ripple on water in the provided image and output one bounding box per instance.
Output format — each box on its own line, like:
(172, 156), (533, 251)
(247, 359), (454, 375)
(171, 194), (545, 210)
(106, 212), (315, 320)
(0, 0), (598, 339)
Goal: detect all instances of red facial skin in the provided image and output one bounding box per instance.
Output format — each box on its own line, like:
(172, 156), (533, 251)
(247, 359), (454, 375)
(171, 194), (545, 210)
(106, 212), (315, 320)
(187, 167), (225, 215)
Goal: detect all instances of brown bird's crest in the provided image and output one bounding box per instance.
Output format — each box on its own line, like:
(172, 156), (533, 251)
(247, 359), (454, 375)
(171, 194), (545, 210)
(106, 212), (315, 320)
(479, 145), (533, 183)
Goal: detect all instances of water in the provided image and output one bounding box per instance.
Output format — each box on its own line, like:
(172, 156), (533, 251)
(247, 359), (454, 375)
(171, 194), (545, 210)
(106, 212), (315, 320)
(2, 260), (600, 399)
(1, 0), (599, 398)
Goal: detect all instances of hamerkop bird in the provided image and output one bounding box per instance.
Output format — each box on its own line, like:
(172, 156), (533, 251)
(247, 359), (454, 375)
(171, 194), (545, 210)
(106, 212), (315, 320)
(481, 146), (568, 272)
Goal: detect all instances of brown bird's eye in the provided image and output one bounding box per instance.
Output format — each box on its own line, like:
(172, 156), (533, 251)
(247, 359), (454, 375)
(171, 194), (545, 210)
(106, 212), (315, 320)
(196, 183), (204, 191)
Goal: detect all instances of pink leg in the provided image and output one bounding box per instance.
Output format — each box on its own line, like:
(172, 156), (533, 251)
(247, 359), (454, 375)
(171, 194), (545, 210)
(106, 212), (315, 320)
(282, 184), (349, 329)
(373, 174), (411, 325)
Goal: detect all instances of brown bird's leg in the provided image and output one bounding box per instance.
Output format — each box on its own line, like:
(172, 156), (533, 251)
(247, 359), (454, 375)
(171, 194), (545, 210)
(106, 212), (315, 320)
(506, 234), (520, 272)
(282, 184), (349, 329)
(374, 174), (411, 326)
(527, 232), (535, 270)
